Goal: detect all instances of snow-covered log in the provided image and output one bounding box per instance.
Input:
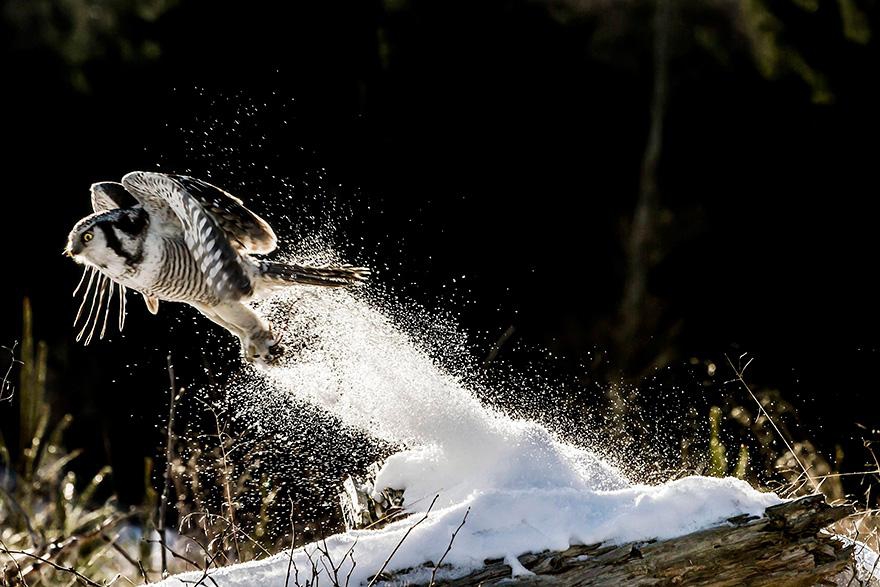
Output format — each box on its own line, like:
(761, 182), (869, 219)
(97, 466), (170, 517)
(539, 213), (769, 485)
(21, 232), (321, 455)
(337, 463), (877, 587)
(417, 495), (873, 586)
(336, 459), (877, 587)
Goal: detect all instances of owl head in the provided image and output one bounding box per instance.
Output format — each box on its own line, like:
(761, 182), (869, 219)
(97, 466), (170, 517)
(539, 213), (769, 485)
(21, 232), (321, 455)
(66, 207), (148, 277)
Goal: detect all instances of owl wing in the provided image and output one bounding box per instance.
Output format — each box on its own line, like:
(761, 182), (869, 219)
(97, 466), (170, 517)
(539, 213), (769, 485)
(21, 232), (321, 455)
(90, 181), (139, 212)
(164, 175), (277, 254)
(121, 171), (258, 300)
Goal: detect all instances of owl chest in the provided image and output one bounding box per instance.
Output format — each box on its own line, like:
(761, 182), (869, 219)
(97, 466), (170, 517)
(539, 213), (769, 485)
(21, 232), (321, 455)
(133, 237), (220, 304)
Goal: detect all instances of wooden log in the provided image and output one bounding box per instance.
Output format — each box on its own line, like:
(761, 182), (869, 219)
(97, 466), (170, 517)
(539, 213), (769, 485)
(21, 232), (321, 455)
(342, 465), (877, 585)
(427, 495), (873, 586)
(340, 463), (405, 531)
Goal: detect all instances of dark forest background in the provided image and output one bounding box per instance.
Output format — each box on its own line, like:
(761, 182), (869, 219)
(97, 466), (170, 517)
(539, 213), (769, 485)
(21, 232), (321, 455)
(2, 0), (880, 512)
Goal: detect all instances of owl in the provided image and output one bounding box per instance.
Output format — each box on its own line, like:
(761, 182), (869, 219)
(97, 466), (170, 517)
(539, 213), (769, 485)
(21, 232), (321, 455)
(65, 171), (369, 365)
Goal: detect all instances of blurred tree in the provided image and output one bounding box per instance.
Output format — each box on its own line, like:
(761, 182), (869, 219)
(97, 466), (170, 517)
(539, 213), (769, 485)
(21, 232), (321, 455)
(532, 0), (874, 377)
(2, 0), (177, 91)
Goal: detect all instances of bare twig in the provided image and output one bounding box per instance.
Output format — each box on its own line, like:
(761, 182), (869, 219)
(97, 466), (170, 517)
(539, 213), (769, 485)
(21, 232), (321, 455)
(158, 354), (181, 578)
(344, 545), (357, 587)
(2, 548), (104, 586)
(430, 506), (470, 587)
(137, 560), (149, 585)
(303, 544), (321, 586)
(16, 511), (140, 577)
(194, 394), (242, 562)
(367, 494), (439, 587)
(145, 539), (206, 573)
(0, 342), (22, 402)
(179, 512), (272, 559)
(100, 533), (147, 584)
(314, 529), (358, 587)
(178, 534), (222, 581)
(284, 498), (299, 587)
(362, 509), (408, 530)
(179, 549), (223, 587)
(0, 536), (29, 587)
(725, 354), (817, 492)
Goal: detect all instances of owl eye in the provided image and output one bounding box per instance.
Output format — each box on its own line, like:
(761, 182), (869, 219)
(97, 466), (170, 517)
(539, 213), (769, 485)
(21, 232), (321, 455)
(82, 232), (94, 243)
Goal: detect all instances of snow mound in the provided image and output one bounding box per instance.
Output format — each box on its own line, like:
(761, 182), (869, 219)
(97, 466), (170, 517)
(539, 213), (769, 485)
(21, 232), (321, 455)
(155, 287), (782, 585)
(156, 476), (779, 586)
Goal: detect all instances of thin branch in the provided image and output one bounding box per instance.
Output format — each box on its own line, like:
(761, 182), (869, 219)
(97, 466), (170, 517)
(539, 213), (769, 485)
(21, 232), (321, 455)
(158, 354), (181, 578)
(179, 550), (223, 587)
(0, 536), (28, 587)
(178, 534), (223, 582)
(362, 508), (408, 530)
(430, 506), (470, 587)
(100, 533), (147, 584)
(2, 548), (103, 586)
(725, 354), (817, 492)
(18, 511), (140, 577)
(284, 498), (299, 587)
(0, 342), (22, 402)
(179, 512), (272, 559)
(303, 544), (321, 586)
(367, 494), (439, 587)
(144, 539), (206, 574)
(344, 546), (357, 587)
(194, 394), (242, 562)
(315, 526), (358, 587)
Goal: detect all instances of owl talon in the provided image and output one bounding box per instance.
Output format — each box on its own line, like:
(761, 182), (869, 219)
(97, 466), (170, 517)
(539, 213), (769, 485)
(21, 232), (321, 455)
(266, 342), (285, 362)
(245, 335), (285, 367)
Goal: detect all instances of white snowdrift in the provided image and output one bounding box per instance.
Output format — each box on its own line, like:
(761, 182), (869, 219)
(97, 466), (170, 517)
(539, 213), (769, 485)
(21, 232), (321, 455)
(154, 288), (783, 586)
(155, 475), (780, 586)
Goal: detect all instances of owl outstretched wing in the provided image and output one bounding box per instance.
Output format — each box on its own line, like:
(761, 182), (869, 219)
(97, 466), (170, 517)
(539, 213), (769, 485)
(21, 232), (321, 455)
(166, 175), (277, 254)
(90, 182), (138, 213)
(121, 171), (263, 300)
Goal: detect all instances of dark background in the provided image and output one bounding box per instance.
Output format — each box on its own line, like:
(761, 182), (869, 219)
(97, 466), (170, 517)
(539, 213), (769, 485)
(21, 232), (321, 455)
(2, 0), (879, 504)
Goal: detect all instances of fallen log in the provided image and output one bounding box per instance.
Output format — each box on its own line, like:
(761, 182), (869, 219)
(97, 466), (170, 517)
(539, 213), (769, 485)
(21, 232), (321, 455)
(342, 466), (878, 586)
(432, 495), (873, 586)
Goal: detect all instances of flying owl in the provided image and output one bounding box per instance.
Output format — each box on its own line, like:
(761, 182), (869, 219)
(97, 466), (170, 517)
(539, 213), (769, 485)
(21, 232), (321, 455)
(65, 171), (368, 365)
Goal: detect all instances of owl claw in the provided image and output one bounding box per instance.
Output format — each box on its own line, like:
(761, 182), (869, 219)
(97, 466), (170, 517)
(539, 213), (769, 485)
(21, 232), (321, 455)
(265, 341), (285, 362)
(245, 334), (285, 367)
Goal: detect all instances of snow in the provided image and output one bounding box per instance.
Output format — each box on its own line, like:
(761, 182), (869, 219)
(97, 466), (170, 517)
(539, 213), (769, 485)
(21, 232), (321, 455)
(155, 476), (780, 586)
(155, 287), (784, 586)
(836, 537), (880, 583)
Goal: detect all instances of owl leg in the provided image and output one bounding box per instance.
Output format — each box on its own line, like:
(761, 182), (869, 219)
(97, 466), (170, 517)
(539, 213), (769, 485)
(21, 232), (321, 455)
(190, 303), (246, 339)
(201, 301), (284, 366)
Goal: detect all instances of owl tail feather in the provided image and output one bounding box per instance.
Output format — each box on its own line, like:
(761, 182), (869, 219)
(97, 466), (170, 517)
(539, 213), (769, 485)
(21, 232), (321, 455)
(259, 260), (370, 288)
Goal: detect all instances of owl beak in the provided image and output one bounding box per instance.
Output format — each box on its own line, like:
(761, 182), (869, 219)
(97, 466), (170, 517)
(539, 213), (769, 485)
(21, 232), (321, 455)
(65, 238), (85, 257)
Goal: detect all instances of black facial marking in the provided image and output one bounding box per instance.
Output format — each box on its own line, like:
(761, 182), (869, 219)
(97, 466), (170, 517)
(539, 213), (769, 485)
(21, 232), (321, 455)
(97, 223), (126, 260)
(97, 222), (141, 267)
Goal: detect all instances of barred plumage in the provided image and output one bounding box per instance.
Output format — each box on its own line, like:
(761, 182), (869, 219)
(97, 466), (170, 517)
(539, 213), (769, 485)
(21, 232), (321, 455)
(143, 238), (219, 303)
(65, 171), (370, 365)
